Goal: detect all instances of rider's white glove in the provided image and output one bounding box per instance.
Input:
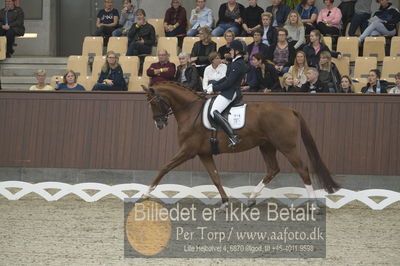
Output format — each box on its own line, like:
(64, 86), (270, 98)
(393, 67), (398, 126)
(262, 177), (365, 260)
(205, 84), (213, 94)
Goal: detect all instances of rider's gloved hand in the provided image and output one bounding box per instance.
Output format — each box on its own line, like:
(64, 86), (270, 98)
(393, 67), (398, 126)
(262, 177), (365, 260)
(205, 84), (213, 94)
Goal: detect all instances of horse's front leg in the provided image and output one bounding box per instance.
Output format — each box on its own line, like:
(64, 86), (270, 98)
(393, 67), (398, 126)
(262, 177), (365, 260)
(145, 147), (194, 196)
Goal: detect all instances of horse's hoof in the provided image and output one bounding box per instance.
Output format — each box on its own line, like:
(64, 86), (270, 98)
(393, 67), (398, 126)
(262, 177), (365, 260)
(247, 198), (256, 207)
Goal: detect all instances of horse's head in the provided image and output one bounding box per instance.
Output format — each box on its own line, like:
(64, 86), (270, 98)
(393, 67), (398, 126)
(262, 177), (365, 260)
(142, 85), (171, 130)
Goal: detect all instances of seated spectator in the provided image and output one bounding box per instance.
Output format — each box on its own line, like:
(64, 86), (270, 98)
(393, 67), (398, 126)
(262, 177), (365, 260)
(126, 9), (155, 56)
(217, 30), (235, 63)
(317, 0), (342, 36)
(175, 53), (201, 91)
(0, 0), (25, 58)
(164, 0), (187, 37)
(266, 0), (291, 27)
(388, 72), (400, 94)
(349, 0), (372, 36)
(284, 10), (305, 50)
(190, 26), (216, 77)
(93, 51), (127, 91)
(242, 0), (264, 36)
(57, 70), (85, 91)
(250, 53), (279, 92)
(187, 0), (212, 37)
(202, 52), (227, 91)
(266, 28), (295, 75)
(339, 75), (355, 93)
(95, 0), (119, 46)
(271, 73), (302, 92)
(247, 29), (269, 61)
(295, 0), (318, 35)
(301, 68), (329, 93)
(147, 49), (176, 86)
(361, 69), (388, 93)
(212, 0), (245, 37)
(338, 0), (355, 34)
(303, 29), (340, 67)
(317, 51), (341, 92)
(288, 50), (310, 87)
(261, 12), (277, 47)
(29, 69), (53, 91)
(112, 0), (136, 37)
(358, 0), (400, 43)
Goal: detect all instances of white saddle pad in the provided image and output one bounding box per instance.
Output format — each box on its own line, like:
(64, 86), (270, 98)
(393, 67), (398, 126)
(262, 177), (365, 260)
(202, 98), (247, 130)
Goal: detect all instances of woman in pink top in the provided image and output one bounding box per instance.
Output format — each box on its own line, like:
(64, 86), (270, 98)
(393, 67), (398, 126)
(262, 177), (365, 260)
(317, 0), (342, 36)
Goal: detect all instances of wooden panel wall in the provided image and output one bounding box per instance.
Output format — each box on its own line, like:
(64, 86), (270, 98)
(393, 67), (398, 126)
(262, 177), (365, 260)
(0, 91), (399, 175)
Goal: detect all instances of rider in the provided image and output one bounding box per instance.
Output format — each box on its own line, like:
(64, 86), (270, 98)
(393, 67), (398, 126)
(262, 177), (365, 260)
(205, 39), (248, 148)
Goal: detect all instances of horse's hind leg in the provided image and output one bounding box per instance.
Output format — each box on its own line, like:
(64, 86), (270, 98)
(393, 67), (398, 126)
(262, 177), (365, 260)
(281, 148), (318, 208)
(249, 143), (280, 204)
(199, 155), (229, 209)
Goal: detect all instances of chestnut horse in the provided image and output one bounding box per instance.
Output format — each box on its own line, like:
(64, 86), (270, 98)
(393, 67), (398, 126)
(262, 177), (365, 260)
(142, 82), (340, 208)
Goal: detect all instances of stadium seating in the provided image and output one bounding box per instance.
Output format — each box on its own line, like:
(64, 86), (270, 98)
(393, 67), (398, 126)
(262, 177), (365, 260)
(169, 56), (180, 68)
(236, 37), (253, 46)
(77, 75), (95, 91)
(157, 37), (178, 56)
(337, 37), (359, 62)
(82, 36), (103, 57)
(323, 36), (332, 50)
(211, 37), (226, 50)
(148, 18), (165, 38)
(107, 37), (128, 57)
(67, 55), (89, 77)
(0, 36), (6, 60)
(332, 57), (350, 76)
(353, 57), (378, 82)
(363, 37), (385, 61)
(142, 56), (158, 78)
(91, 56), (106, 79)
(390, 37), (400, 57)
(119, 56), (140, 79)
(352, 80), (367, 93)
(381, 57), (400, 82)
(182, 37), (199, 55)
(345, 23), (361, 36)
(128, 76), (150, 91)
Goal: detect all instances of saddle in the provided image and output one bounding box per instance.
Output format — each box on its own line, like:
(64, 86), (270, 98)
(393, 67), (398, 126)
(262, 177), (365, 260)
(202, 95), (247, 155)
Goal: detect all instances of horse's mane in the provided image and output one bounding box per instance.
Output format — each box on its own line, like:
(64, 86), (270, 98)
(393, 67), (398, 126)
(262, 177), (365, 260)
(153, 81), (206, 100)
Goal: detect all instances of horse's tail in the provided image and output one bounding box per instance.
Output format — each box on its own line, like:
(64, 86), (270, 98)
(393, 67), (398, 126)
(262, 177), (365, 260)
(293, 111), (340, 193)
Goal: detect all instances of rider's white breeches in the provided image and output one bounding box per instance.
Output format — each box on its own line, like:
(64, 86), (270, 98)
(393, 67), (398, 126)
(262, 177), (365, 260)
(210, 92), (237, 118)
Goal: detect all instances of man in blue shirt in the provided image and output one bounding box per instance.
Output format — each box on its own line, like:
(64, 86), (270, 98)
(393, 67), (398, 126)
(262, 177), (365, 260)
(112, 0), (136, 36)
(266, 0), (290, 27)
(187, 0), (212, 36)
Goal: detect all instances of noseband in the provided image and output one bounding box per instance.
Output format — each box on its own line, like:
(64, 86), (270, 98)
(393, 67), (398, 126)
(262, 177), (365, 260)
(147, 89), (173, 122)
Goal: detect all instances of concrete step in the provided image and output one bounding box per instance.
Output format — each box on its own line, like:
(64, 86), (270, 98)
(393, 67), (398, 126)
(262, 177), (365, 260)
(1, 76), (52, 91)
(0, 57), (68, 65)
(1, 84), (30, 91)
(1, 65), (67, 77)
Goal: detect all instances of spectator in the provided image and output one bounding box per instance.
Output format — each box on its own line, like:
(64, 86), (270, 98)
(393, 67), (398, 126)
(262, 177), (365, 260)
(295, 0), (318, 34)
(242, 0), (264, 36)
(339, 75), (355, 93)
(317, 51), (341, 92)
(261, 12), (277, 47)
(175, 53), (201, 91)
(93, 51), (127, 91)
(247, 29), (269, 61)
(29, 70), (53, 91)
(361, 69), (389, 93)
(266, 27), (296, 75)
(0, 0), (25, 58)
(317, 0), (342, 36)
(112, 0), (136, 37)
(217, 30), (235, 63)
(57, 70), (85, 91)
(126, 9), (155, 56)
(303, 29), (340, 67)
(338, 0), (355, 34)
(250, 53), (279, 92)
(212, 0), (245, 37)
(147, 49), (176, 86)
(288, 50), (310, 87)
(187, 0), (212, 37)
(202, 52), (227, 91)
(164, 0), (187, 37)
(284, 10), (305, 50)
(266, 0), (290, 27)
(358, 0), (400, 42)
(190, 26), (216, 77)
(348, 0), (373, 36)
(388, 73), (400, 94)
(271, 73), (302, 92)
(95, 0), (119, 46)
(301, 67), (329, 93)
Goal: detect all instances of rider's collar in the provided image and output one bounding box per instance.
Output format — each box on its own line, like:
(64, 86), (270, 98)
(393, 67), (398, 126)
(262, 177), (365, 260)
(233, 55), (242, 62)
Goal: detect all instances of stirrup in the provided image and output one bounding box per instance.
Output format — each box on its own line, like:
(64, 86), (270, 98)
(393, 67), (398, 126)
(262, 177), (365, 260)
(228, 135), (241, 148)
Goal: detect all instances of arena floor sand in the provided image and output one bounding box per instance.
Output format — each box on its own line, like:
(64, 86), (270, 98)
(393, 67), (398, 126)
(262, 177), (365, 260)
(0, 194), (399, 266)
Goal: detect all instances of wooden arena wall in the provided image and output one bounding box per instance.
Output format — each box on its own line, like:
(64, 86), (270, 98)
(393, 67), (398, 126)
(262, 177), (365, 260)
(0, 92), (399, 175)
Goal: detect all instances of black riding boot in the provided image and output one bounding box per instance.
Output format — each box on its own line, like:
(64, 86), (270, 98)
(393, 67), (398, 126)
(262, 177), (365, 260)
(213, 110), (241, 148)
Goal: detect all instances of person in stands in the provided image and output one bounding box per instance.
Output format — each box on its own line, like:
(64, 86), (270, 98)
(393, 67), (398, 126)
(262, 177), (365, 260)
(29, 69), (53, 91)
(361, 69), (389, 93)
(242, 0), (264, 36)
(112, 0), (136, 37)
(126, 9), (156, 56)
(163, 0), (187, 37)
(147, 49), (176, 86)
(92, 51), (127, 91)
(187, 0), (212, 37)
(0, 0), (25, 58)
(175, 52), (201, 91)
(266, 0), (291, 27)
(95, 0), (119, 46)
(57, 70), (86, 91)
